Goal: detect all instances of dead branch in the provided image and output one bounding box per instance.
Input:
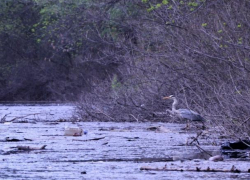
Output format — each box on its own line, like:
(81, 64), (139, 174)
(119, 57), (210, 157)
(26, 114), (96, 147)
(0, 113), (11, 123)
(7, 113), (41, 122)
(95, 108), (115, 121)
(194, 144), (212, 157)
(129, 114), (139, 122)
(188, 131), (203, 145)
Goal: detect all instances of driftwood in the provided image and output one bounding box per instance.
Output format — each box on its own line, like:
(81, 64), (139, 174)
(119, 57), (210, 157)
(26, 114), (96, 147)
(72, 137), (105, 142)
(1, 121), (250, 179)
(2, 145), (47, 155)
(140, 165), (250, 173)
(1, 137), (33, 142)
(147, 126), (170, 133)
(16, 145), (47, 150)
(3, 113), (41, 122)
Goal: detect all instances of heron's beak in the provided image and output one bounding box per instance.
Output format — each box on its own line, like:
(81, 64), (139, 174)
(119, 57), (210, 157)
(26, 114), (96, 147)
(162, 96), (170, 100)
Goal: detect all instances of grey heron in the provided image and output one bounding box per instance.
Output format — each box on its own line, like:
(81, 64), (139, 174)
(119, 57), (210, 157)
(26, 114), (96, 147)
(163, 95), (205, 128)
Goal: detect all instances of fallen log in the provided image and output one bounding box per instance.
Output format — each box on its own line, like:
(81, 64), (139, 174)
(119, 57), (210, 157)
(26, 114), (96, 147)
(72, 137), (105, 142)
(16, 145), (47, 150)
(1, 137), (33, 142)
(140, 165), (250, 173)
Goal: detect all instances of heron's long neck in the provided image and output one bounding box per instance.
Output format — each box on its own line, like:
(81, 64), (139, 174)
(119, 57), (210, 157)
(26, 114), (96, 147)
(172, 98), (178, 111)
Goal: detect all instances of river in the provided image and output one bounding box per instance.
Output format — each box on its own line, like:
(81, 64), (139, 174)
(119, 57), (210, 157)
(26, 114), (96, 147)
(0, 102), (75, 122)
(0, 104), (249, 179)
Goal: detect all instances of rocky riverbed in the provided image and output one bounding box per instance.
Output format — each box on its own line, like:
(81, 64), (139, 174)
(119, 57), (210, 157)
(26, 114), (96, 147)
(0, 105), (249, 179)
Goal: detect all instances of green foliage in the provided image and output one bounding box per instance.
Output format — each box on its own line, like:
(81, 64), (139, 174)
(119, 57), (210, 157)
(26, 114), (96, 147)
(111, 75), (121, 90)
(145, 0), (170, 12)
(238, 37), (243, 44)
(36, 39), (41, 43)
(156, 3), (162, 8)
(162, 0), (169, 5)
(147, 5), (155, 12)
(188, 2), (198, 7)
(202, 23), (207, 27)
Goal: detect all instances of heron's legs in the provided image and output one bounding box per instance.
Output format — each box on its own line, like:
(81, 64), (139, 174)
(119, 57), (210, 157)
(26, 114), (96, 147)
(181, 119), (190, 130)
(201, 121), (206, 130)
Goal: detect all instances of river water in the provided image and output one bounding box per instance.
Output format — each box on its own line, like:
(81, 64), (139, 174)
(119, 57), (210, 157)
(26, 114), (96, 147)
(0, 102), (75, 122)
(0, 104), (249, 179)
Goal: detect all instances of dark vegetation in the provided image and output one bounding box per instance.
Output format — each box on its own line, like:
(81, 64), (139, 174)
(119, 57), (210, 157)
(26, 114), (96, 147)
(1, 0), (250, 136)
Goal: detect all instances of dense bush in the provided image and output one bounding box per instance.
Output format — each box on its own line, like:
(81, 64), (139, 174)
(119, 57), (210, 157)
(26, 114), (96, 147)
(75, 0), (250, 137)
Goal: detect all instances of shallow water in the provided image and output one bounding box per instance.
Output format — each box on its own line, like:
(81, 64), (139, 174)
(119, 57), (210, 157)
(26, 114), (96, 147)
(0, 104), (249, 179)
(0, 103), (75, 122)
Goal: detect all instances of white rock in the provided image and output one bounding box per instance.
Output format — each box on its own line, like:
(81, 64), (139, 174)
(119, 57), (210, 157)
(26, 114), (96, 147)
(64, 127), (83, 136)
(209, 155), (223, 162)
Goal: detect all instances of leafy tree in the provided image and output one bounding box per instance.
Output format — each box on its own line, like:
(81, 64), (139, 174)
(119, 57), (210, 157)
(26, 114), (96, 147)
(0, 0), (249, 136)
